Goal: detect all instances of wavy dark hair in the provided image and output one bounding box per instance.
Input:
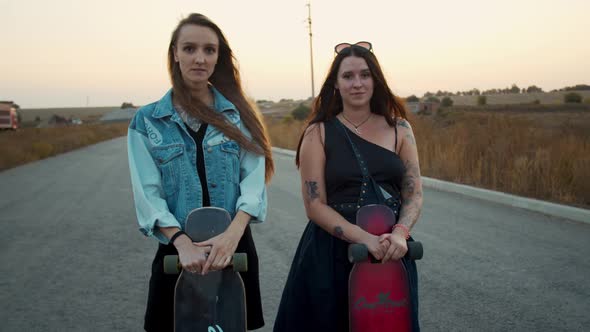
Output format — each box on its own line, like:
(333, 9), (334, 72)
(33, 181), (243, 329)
(295, 45), (408, 166)
(168, 13), (274, 183)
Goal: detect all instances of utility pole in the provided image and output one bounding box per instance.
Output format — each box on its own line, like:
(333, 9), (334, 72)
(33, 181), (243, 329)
(306, 2), (315, 100)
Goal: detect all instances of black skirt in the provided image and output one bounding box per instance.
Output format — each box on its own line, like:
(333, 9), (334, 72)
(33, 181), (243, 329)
(144, 225), (264, 331)
(273, 217), (419, 332)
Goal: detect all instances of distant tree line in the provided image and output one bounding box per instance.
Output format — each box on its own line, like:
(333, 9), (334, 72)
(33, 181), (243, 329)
(551, 84), (590, 92)
(420, 83), (588, 98)
(404, 95), (454, 107)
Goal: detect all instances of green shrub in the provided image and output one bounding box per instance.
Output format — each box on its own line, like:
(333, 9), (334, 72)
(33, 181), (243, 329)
(477, 95), (487, 106)
(291, 103), (311, 121)
(564, 92), (582, 103)
(281, 115), (294, 124)
(441, 96), (454, 107)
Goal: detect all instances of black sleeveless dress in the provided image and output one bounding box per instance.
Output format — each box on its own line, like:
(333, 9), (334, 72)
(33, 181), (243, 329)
(273, 118), (419, 332)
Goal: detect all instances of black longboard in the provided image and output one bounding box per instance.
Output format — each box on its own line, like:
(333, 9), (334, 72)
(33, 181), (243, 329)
(165, 207), (247, 332)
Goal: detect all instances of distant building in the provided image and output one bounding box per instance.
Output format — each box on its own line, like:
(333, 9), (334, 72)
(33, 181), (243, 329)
(406, 101), (440, 114)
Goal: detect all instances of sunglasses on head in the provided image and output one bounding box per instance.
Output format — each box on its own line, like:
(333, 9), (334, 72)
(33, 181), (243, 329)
(334, 41), (372, 54)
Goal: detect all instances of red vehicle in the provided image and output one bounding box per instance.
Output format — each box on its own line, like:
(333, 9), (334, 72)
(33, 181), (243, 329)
(0, 102), (18, 130)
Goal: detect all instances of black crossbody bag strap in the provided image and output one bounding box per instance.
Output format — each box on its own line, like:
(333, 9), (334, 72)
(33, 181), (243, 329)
(335, 119), (402, 216)
(335, 119), (386, 204)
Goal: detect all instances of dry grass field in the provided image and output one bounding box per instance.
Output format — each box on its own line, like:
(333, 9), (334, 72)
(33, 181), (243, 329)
(0, 122), (129, 171)
(264, 106), (590, 208)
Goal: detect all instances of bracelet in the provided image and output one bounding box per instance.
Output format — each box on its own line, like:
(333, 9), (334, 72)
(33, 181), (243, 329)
(393, 224), (410, 240)
(169, 230), (187, 245)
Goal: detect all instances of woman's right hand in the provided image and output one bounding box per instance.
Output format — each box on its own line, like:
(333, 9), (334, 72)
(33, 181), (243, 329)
(361, 232), (389, 261)
(174, 236), (211, 274)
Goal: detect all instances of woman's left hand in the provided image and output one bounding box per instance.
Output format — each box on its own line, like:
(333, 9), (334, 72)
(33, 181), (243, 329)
(195, 227), (243, 275)
(378, 231), (408, 262)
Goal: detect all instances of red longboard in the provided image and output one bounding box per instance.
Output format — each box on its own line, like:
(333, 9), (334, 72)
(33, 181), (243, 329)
(348, 204), (423, 332)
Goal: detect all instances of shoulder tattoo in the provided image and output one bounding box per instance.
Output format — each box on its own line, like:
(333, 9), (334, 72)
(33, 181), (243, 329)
(397, 119), (411, 129)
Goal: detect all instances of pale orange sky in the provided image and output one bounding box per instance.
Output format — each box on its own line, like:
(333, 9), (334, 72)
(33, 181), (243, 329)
(1, 0), (589, 108)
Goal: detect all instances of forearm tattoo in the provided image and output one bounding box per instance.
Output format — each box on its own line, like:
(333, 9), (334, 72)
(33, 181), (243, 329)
(398, 159), (423, 229)
(334, 226), (352, 243)
(305, 181), (320, 201)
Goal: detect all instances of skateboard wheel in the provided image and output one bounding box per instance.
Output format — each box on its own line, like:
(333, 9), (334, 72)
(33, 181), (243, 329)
(232, 253), (248, 272)
(348, 244), (369, 263)
(163, 255), (180, 274)
(407, 241), (423, 260)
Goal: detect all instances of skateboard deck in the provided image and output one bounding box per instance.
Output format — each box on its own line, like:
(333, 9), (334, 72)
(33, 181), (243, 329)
(164, 207), (248, 332)
(348, 204), (423, 332)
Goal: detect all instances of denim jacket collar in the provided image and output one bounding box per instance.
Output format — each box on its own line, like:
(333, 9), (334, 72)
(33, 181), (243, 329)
(152, 86), (238, 120)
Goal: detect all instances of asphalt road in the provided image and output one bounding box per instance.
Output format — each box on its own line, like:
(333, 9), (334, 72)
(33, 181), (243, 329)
(0, 136), (588, 331)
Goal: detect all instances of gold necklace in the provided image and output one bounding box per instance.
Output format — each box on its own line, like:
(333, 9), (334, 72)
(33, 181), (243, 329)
(340, 113), (372, 134)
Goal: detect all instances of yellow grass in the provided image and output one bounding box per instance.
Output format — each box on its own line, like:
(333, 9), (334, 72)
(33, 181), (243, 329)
(0, 123), (129, 171)
(265, 116), (306, 150)
(264, 110), (590, 208)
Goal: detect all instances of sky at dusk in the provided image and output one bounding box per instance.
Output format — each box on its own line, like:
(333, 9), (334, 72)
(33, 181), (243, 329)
(1, 0), (589, 108)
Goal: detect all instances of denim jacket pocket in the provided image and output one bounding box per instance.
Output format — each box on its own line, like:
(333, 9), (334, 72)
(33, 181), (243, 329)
(220, 141), (240, 184)
(152, 143), (184, 195)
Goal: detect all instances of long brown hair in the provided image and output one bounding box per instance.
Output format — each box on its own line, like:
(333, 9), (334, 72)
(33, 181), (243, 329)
(168, 13), (274, 183)
(295, 45), (408, 166)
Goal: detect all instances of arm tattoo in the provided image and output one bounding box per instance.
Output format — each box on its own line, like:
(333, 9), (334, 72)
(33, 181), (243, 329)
(398, 159), (423, 229)
(401, 168), (416, 196)
(334, 226), (352, 242)
(402, 160), (420, 191)
(397, 119), (411, 129)
(305, 181), (320, 201)
(398, 120), (416, 146)
(405, 133), (416, 146)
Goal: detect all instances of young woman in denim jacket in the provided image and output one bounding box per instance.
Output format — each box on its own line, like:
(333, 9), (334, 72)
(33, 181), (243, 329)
(274, 42), (423, 331)
(127, 13), (274, 331)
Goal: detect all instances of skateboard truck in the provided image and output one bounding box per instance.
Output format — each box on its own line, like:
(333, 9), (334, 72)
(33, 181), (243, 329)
(163, 253), (248, 274)
(348, 240), (423, 263)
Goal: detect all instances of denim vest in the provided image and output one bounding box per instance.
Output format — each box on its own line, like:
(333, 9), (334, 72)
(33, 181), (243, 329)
(127, 87), (267, 243)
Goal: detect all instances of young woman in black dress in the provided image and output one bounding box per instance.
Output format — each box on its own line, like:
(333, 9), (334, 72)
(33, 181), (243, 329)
(274, 41), (423, 331)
